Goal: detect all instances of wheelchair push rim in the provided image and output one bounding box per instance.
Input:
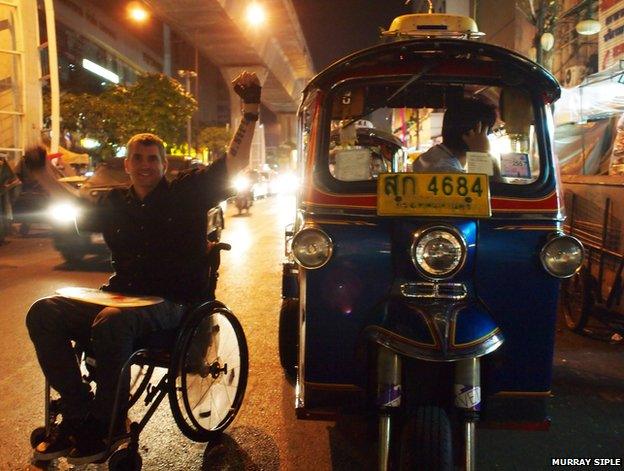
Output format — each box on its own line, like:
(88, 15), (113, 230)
(169, 303), (249, 441)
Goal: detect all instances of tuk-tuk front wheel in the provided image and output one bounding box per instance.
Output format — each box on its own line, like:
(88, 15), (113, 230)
(561, 268), (592, 333)
(279, 298), (299, 380)
(400, 406), (453, 471)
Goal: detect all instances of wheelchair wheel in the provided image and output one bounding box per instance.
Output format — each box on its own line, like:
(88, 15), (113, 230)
(109, 447), (142, 471)
(169, 302), (248, 442)
(128, 363), (155, 408)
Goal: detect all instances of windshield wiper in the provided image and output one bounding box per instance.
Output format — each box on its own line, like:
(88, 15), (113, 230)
(339, 62), (440, 132)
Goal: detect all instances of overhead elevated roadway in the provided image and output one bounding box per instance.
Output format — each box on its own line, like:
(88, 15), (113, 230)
(146, 0), (316, 141)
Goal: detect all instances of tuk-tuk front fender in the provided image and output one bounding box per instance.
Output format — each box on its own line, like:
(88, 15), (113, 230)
(365, 300), (504, 362)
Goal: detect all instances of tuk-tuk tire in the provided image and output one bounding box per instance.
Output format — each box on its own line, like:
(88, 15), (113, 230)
(279, 298), (299, 380)
(399, 406), (453, 471)
(561, 268), (592, 333)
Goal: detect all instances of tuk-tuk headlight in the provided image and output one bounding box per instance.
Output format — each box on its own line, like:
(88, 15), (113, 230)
(291, 227), (333, 269)
(540, 234), (584, 278)
(411, 227), (466, 279)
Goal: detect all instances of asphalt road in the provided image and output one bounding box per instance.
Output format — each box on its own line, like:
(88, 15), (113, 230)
(0, 195), (623, 471)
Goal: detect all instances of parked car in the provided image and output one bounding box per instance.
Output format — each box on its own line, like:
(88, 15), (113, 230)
(49, 156), (225, 263)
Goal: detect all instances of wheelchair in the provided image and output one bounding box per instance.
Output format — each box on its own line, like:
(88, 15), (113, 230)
(30, 242), (249, 470)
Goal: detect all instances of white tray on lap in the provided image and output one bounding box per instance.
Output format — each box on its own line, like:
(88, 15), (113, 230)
(56, 287), (164, 308)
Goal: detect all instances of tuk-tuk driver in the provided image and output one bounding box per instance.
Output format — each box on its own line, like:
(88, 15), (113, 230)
(25, 71), (261, 464)
(412, 97), (497, 173)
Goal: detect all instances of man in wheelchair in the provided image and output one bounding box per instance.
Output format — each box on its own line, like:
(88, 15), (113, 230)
(25, 72), (261, 464)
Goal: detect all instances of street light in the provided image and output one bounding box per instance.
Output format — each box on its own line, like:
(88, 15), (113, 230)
(127, 1), (150, 23)
(246, 2), (266, 26)
(178, 69), (197, 154)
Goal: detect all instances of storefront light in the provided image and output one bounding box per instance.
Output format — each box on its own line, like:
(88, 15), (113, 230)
(540, 32), (554, 51)
(576, 19), (600, 36)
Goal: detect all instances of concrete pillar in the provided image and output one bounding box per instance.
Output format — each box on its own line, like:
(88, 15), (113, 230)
(220, 66), (269, 170)
(277, 113), (297, 145)
(445, 0), (471, 16)
(163, 24), (171, 76)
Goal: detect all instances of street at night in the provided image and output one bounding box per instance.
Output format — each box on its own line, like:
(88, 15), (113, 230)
(3, 0), (624, 470)
(0, 197), (623, 470)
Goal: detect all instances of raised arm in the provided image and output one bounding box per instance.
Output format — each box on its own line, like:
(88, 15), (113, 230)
(226, 71), (262, 176)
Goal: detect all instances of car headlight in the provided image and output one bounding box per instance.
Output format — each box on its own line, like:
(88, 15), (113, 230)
(233, 176), (250, 192)
(48, 202), (81, 224)
(291, 227), (333, 269)
(540, 234), (584, 278)
(411, 226), (466, 279)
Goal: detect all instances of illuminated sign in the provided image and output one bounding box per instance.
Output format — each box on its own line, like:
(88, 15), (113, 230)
(82, 58), (119, 84)
(599, 0), (624, 70)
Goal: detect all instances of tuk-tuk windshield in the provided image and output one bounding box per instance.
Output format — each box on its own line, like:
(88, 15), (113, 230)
(327, 80), (541, 185)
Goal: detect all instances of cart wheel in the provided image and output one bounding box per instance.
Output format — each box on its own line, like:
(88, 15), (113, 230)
(169, 302), (248, 442)
(279, 298), (299, 380)
(30, 426), (47, 448)
(561, 268), (592, 333)
(399, 406), (453, 471)
(108, 447), (142, 471)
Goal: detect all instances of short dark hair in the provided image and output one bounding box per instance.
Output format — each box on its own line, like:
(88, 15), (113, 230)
(442, 98), (497, 153)
(126, 133), (166, 162)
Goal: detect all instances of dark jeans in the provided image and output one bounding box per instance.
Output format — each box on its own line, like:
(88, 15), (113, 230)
(26, 296), (185, 425)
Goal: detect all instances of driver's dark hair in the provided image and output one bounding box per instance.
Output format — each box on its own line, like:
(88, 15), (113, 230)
(126, 133), (166, 162)
(442, 98), (497, 153)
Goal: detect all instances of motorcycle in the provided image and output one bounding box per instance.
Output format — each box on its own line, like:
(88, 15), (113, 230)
(279, 12), (584, 470)
(233, 174), (253, 214)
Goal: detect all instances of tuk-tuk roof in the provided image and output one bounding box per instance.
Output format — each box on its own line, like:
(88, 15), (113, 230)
(303, 38), (560, 104)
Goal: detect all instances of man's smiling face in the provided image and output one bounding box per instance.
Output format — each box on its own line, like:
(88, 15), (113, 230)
(124, 142), (167, 197)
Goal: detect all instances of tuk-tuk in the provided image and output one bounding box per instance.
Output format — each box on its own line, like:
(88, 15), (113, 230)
(279, 13), (584, 470)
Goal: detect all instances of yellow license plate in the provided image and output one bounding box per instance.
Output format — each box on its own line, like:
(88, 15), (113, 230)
(377, 173), (491, 217)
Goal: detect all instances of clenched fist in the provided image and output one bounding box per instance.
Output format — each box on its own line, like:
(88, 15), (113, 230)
(232, 71), (261, 104)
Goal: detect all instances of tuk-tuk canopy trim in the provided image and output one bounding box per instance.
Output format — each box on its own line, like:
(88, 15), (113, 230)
(304, 38), (560, 104)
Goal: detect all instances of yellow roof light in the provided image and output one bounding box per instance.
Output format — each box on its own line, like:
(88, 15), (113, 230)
(382, 13), (484, 40)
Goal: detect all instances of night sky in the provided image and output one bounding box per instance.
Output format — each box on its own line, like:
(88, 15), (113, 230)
(292, 0), (415, 71)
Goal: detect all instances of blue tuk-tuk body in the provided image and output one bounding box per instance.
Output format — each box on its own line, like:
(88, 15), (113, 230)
(280, 23), (583, 469)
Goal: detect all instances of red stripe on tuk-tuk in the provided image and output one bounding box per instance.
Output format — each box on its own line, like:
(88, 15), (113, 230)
(303, 185), (560, 214)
